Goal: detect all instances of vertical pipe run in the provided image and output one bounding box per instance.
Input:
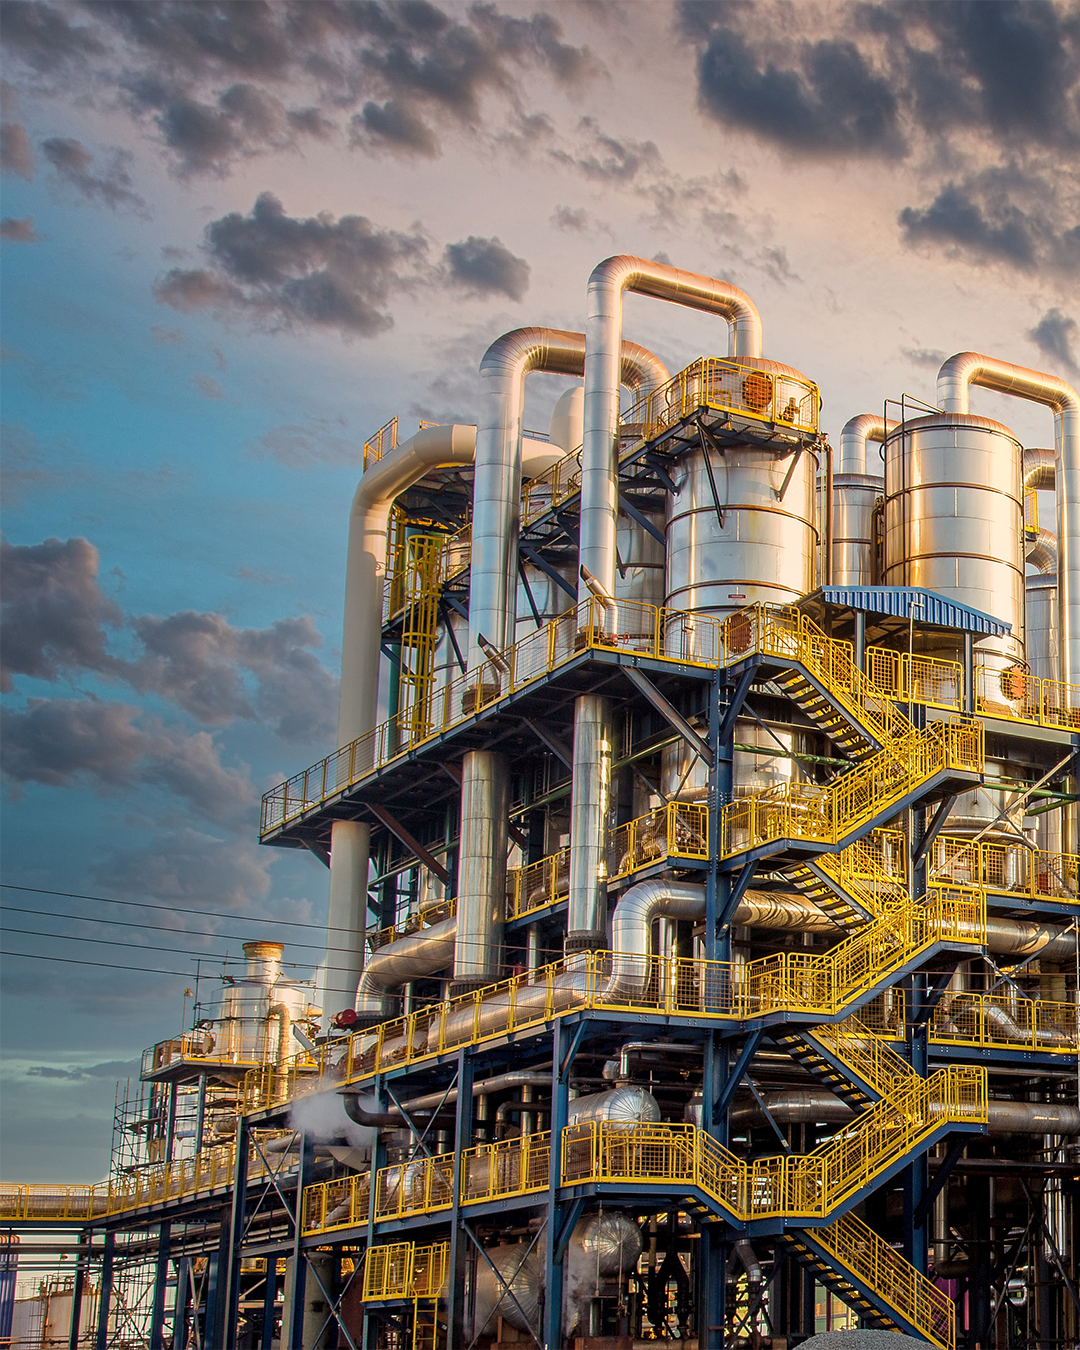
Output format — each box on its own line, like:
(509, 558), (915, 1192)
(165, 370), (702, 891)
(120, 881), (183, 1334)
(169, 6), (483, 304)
(581, 255), (762, 600)
(452, 750), (510, 993)
(567, 695), (613, 952)
(323, 819), (370, 1018)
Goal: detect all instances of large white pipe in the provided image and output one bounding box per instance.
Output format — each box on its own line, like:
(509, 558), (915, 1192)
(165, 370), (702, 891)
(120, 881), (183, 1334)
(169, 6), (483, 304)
(937, 354), (1080, 689)
(580, 255), (762, 599)
(839, 414), (898, 476)
(453, 749), (510, 992)
(467, 329), (667, 668)
(323, 424), (476, 1018)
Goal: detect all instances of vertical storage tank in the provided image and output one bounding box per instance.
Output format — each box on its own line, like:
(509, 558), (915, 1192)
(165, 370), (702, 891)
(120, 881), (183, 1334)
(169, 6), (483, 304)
(883, 414), (1025, 667)
(664, 359), (820, 619)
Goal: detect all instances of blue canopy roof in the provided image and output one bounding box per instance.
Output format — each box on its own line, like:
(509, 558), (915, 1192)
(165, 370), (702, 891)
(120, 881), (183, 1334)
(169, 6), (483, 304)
(816, 586), (1012, 636)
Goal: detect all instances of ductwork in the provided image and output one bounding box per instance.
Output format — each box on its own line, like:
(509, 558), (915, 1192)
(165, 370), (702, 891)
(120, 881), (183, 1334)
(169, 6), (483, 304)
(1027, 528), (1058, 575)
(1024, 447), (1056, 493)
(453, 749), (510, 993)
(983, 915), (1077, 962)
(728, 1090), (1079, 1136)
(324, 423), (477, 1017)
(354, 917), (456, 1020)
(937, 353), (1080, 690)
(566, 694), (614, 952)
(580, 255), (762, 602)
(467, 328), (668, 668)
(605, 879), (707, 999)
(834, 415), (895, 587)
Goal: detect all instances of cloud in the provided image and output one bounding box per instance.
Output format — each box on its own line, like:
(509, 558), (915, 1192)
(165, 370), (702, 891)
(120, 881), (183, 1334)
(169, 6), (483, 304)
(1, 121), (34, 177)
(154, 190), (430, 336)
(0, 696), (256, 822)
(191, 372), (225, 399)
(443, 234), (530, 300)
(92, 827), (274, 913)
(0, 215), (39, 242)
(901, 346), (948, 368)
(126, 611), (338, 744)
(0, 1), (594, 175)
(551, 204), (588, 232)
(42, 136), (147, 212)
(253, 422), (361, 469)
(27, 1059), (139, 1081)
(0, 423), (56, 506)
(150, 324), (185, 344)
(352, 99), (439, 157)
(0, 536), (122, 692)
(1028, 308), (1078, 373)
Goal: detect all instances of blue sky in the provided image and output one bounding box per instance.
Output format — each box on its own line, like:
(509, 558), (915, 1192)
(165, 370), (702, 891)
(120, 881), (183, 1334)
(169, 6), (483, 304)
(2, 0), (1078, 1180)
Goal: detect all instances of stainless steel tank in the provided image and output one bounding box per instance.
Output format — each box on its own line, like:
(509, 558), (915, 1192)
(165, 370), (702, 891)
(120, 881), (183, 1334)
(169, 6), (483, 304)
(1026, 572), (1058, 682)
(664, 358), (820, 619)
(884, 414), (1025, 666)
(616, 509), (666, 609)
(214, 942), (314, 1062)
(662, 719), (806, 800)
(832, 473), (882, 586)
(566, 1087), (660, 1126)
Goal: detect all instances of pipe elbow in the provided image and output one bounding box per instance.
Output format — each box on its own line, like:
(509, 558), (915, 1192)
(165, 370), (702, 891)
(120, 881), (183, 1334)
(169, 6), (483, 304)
(839, 414), (898, 476)
(938, 351), (1080, 417)
(1024, 446), (1057, 492)
(341, 1094), (400, 1130)
(1026, 527), (1058, 575)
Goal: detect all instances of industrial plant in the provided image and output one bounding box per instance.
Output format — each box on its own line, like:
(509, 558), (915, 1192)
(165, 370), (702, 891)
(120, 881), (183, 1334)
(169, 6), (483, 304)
(3, 255), (1078, 1350)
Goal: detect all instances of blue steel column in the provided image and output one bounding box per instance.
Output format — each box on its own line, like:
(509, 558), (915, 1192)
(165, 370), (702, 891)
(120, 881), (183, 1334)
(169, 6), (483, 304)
(362, 1076), (388, 1350)
(544, 1020), (572, 1350)
(286, 1133), (315, 1350)
(903, 742), (929, 1275)
(67, 1230), (87, 1350)
(222, 1113), (250, 1350)
(171, 1257), (190, 1350)
(149, 1221), (172, 1350)
(446, 1049), (475, 1350)
(260, 1255), (278, 1350)
(94, 1229), (114, 1350)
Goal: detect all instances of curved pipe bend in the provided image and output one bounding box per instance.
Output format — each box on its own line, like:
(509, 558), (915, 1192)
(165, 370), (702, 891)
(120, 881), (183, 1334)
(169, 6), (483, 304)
(937, 351), (1080, 688)
(839, 414), (897, 476)
(468, 326), (667, 665)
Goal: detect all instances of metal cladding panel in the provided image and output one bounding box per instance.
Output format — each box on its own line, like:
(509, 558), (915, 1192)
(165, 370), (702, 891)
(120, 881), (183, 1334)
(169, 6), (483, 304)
(819, 585), (1012, 635)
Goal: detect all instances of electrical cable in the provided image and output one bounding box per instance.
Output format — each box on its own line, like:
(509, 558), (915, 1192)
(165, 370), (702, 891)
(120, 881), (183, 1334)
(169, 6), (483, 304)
(0, 924), (318, 967)
(0, 950), (204, 978)
(0, 903), (326, 951)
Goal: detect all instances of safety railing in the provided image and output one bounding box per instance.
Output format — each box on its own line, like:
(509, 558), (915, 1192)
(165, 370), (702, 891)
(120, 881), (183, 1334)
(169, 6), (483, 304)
(814, 1212), (954, 1350)
(141, 1033), (264, 1078)
(508, 849), (570, 920)
(242, 891), (985, 1114)
(364, 416), (398, 470)
(974, 663), (1080, 730)
(864, 647), (962, 712)
(361, 1242), (450, 1301)
(810, 1013), (916, 1100)
(302, 1172), (371, 1236)
(623, 356), (820, 442)
(930, 836), (1079, 907)
(367, 900), (456, 953)
(931, 992), (1078, 1054)
(608, 801), (709, 880)
(0, 1182), (112, 1222)
(562, 1065), (985, 1221)
(720, 718), (984, 858)
(813, 829), (908, 919)
(374, 1153), (455, 1221)
(261, 597), (724, 835)
(460, 1132), (551, 1204)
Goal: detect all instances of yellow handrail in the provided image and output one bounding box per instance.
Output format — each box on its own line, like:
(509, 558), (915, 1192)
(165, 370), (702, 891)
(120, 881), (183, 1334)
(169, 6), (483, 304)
(361, 1242), (449, 1301)
(931, 835), (1079, 907)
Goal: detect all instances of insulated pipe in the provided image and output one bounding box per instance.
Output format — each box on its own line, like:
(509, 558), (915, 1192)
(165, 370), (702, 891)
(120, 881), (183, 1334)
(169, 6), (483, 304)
(265, 1003), (291, 1066)
(1026, 528), (1058, 575)
(839, 414), (898, 476)
(729, 1091), (1080, 1134)
(453, 750), (510, 992)
(566, 695), (614, 952)
(937, 354), (1080, 689)
(467, 328), (668, 667)
(603, 879), (707, 998)
(581, 255), (762, 600)
(325, 423), (477, 1018)
(354, 917), (457, 1020)
(1025, 447), (1057, 492)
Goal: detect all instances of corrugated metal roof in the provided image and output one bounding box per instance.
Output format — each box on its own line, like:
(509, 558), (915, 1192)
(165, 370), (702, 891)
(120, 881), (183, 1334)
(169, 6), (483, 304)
(818, 586), (1012, 635)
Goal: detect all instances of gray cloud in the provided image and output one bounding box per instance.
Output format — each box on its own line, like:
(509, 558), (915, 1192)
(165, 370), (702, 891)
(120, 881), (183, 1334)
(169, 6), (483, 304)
(42, 136), (147, 212)
(28, 1059), (138, 1081)
(254, 422), (361, 469)
(191, 372), (225, 399)
(0, 121), (34, 177)
(901, 346), (948, 368)
(0, 536), (122, 692)
(0, 697), (256, 822)
(155, 190), (430, 335)
(126, 610), (338, 744)
(551, 204), (588, 232)
(0, 423), (56, 506)
(0, 215), (39, 241)
(1028, 308), (1078, 373)
(1, 1), (593, 175)
(92, 826), (274, 913)
(444, 234), (529, 300)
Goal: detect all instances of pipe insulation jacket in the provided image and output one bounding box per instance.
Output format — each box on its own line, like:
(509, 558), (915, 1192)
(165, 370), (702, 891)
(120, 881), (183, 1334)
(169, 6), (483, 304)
(1024, 446), (1057, 493)
(727, 1089), (1079, 1136)
(839, 414), (898, 477)
(454, 749), (510, 990)
(937, 353), (1080, 690)
(467, 327), (668, 667)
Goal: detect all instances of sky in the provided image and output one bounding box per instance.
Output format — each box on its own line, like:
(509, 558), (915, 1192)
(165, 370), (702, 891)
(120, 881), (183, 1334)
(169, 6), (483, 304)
(1, 0), (1078, 1182)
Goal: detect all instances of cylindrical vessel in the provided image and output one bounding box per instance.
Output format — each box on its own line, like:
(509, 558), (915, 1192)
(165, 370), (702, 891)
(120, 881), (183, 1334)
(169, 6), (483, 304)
(884, 414), (1025, 665)
(616, 510), (666, 609)
(453, 751), (510, 992)
(216, 942), (313, 1060)
(832, 473), (882, 586)
(664, 360), (819, 619)
(567, 1087), (661, 1125)
(567, 695), (614, 952)
(1026, 572), (1058, 682)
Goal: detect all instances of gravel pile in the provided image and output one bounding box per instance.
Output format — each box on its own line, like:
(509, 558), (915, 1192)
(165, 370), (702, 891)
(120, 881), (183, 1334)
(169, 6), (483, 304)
(798, 1333), (931, 1350)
